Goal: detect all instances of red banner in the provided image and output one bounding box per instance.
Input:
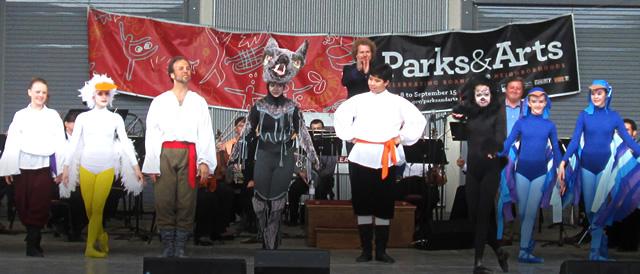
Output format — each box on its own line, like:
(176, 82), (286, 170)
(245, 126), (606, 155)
(88, 8), (353, 112)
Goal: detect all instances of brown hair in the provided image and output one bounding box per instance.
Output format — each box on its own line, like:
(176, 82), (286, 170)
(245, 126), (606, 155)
(29, 77), (48, 89)
(167, 56), (189, 82)
(351, 38), (376, 59)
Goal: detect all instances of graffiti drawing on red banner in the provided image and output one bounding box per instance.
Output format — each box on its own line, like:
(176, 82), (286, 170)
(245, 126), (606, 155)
(88, 8), (353, 112)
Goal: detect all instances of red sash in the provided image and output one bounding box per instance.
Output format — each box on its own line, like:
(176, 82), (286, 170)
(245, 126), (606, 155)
(162, 141), (196, 189)
(353, 138), (397, 180)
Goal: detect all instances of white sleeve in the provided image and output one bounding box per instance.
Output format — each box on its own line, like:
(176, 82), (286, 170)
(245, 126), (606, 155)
(51, 112), (66, 176)
(0, 113), (23, 176)
(398, 98), (426, 146)
(196, 99), (216, 174)
(333, 97), (357, 142)
(142, 99), (161, 174)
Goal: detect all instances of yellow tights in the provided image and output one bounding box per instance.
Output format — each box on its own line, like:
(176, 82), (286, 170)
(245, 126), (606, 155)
(79, 166), (114, 258)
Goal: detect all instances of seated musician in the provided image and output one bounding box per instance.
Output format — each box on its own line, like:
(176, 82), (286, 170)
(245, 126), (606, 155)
(287, 119), (338, 226)
(192, 117), (248, 245)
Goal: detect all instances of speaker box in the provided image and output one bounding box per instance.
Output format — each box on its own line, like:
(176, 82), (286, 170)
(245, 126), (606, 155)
(254, 249), (330, 274)
(559, 260), (640, 274)
(143, 257), (246, 274)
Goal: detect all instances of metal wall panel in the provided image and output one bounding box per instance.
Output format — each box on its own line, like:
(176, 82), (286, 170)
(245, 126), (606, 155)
(211, 0), (449, 35)
(474, 5), (640, 137)
(1, 0), (185, 130)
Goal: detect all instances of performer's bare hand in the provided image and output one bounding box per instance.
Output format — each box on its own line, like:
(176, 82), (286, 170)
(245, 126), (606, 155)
(134, 165), (145, 186)
(363, 58), (370, 74)
(247, 180), (255, 188)
(356, 59), (364, 72)
(148, 174), (159, 183)
(61, 166), (69, 186)
(456, 157), (465, 168)
(4, 176), (12, 185)
(198, 163), (210, 185)
(557, 161), (566, 183)
(559, 180), (566, 196)
(54, 174), (62, 184)
(394, 136), (401, 145)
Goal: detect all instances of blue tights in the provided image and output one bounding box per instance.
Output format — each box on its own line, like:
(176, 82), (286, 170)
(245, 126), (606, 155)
(581, 168), (609, 261)
(516, 173), (545, 262)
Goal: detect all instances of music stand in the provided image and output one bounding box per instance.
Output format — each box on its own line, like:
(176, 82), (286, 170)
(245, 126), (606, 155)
(449, 122), (468, 142)
(403, 139), (447, 165)
(110, 108), (129, 121)
(309, 130), (342, 157)
(309, 130), (343, 199)
(403, 139), (448, 221)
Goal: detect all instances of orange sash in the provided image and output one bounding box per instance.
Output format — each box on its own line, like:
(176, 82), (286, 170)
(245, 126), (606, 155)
(353, 138), (397, 180)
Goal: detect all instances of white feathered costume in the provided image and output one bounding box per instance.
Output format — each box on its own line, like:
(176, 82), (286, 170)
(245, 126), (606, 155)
(58, 74), (143, 197)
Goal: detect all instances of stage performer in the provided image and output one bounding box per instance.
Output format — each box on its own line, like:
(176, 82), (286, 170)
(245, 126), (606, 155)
(334, 63), (426, 264)
(558, 80), (640, 261)
(143, 56), (217, 257)
(232, 38), (317, 250)
(497, 87), (561, 263)
(451, 76), (510, 273)
(0, 77), (66, 257)
(59, 74), (144, 258)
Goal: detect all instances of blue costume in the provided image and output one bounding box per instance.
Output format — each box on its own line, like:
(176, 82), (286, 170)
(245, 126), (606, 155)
(498, 87), (561, 263)
(562, 80), (640, 260)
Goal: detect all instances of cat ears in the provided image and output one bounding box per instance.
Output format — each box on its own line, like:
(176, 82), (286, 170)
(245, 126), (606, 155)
(265, 37), (308, 58)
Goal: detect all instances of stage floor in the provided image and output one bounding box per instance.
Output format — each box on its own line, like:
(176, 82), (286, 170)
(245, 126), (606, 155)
(0, 219), (639, 274)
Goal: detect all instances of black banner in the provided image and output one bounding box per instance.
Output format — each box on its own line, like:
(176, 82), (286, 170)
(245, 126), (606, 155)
(371, 14), (579, 112)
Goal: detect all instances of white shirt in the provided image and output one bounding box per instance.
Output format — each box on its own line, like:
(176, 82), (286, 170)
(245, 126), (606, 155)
(334, 90), (427, 169)
(64, 108), (138, 174)
(0, 105), (65, 175)
(142, 90), (216, 174)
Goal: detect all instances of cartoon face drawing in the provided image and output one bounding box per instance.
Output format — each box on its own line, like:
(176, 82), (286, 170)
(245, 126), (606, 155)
(119, 21), (159, 81)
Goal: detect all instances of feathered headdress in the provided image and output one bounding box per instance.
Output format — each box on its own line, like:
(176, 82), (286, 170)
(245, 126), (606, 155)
(79, 73), (118, 109)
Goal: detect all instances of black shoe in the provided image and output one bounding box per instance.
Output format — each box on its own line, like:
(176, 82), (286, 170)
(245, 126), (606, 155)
(25, 226), (44, 257)
(194, 237), (213, 246)
(375, 252), (395, 263)
(355, 251), (372, 262)
(26, 246), (44, 257)
(473, 265), (493, 274)
(496, 249), (509, 272)
(374, 225), (394, 263)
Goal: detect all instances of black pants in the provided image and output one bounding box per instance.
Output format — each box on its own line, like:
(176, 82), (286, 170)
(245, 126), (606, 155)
(348, 162), (397, 219)
(466, 159), (502, 261)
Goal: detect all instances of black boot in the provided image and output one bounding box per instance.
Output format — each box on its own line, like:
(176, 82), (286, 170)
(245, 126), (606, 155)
(494, 247), (509, 272)
(174, 229), (190, 258)
(159, 229), (175, 258)
(374, 225), (394, 263)
(34, 227), (43, 254)
(356, 224), (373, 262)
(25, 226), (43, 257)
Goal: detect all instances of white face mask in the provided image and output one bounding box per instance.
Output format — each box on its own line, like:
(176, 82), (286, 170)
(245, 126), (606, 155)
(474, 85), (491, 107)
